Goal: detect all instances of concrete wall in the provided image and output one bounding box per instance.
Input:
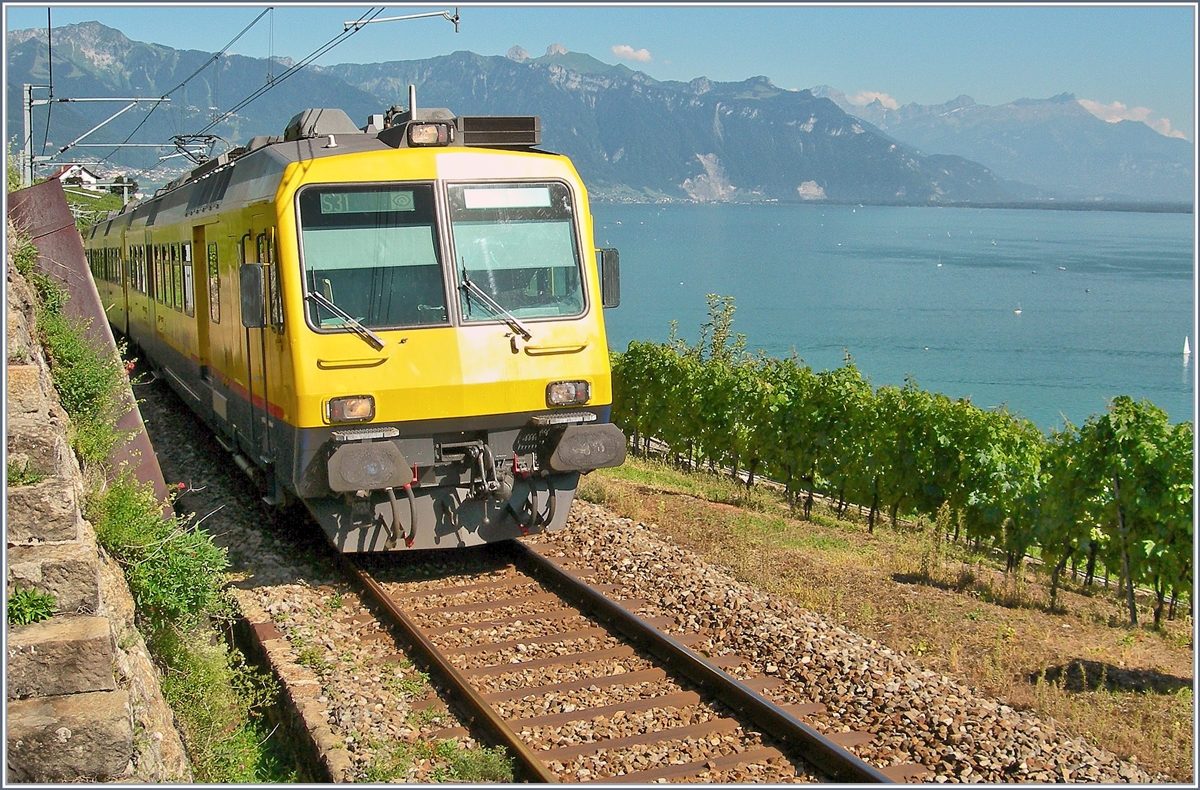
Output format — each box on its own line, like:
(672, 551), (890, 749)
(6, 219), (192, 782)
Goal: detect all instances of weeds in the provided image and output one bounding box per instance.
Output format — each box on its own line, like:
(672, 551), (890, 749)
(6, 459), (46, 486)
(293, 641), (331, 676)
(384, 661), (431, 697)
(362, 737), (513, 783)
(7, 584), (57, 626)
(152, 628), (297, 783)
(24, 250), (131, 468)
(10, 244), (297, 782)
(11, 229), (38, 275)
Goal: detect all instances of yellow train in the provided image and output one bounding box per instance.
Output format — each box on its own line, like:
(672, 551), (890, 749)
(85, 99), (626, 551)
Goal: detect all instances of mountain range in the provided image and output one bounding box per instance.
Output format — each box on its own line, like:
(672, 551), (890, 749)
(6, 22), (1193, 205)
(814, 87), (1193, 203)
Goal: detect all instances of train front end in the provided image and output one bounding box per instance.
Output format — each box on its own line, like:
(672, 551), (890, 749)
(276, 117), (625, 551)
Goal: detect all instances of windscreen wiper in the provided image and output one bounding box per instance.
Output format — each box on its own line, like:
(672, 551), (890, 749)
(305, 290), (386, 351)
(460, 266), (533, 341)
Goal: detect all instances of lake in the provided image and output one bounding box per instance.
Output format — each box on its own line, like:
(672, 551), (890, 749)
(594, 202), (1195, 431)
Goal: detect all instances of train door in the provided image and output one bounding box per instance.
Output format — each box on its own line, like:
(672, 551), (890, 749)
(192, 226), (212, 380)
(240, 223), (272, 465)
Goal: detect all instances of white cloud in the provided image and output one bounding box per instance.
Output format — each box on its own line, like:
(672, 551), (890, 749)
(1078, 98), (1187, 139)
(611, 44), (652, 63)
(848, 90), (899, 110)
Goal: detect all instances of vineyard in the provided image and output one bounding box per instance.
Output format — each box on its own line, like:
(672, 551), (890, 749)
(610, 296), (1193, 628)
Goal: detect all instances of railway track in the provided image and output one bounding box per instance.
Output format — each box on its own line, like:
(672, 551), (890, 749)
(343, 541), (928, 783)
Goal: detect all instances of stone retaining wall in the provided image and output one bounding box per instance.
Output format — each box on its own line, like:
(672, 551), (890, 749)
(6, 224), (192, 782)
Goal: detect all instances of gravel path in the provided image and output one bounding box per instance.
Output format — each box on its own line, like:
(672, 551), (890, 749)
(136, 375), (1164, 783)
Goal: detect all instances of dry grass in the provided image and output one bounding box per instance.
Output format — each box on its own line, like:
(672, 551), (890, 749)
(579, 457), (1195, 782)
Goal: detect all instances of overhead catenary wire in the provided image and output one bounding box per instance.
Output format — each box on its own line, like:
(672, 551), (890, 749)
(120, 6), (385, 185)
(40, 9), (53, 157)
(95, 7), (272, 165)
(188, 6), (386, 140)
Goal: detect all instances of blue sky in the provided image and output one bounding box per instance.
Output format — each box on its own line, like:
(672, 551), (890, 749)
(5, 3), (1196, 140)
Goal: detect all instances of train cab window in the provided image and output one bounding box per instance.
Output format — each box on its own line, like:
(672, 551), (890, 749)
(447, 182), (584, 321)
(297, 183), (447, 330)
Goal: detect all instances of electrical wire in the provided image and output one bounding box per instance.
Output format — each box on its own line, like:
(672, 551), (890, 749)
(40, 9), (53, 157)
(95, 8), (272, 164)
(94, 6), (384, 184)
(189, 6), (384, 139)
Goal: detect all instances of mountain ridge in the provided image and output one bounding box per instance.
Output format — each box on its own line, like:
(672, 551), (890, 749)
(7, 22), (1190, 205)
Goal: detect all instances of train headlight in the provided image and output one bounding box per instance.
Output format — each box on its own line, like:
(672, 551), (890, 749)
(327, 395), (375, 423)
(546, 380), (590, 407)
(408, 123), (453, 146)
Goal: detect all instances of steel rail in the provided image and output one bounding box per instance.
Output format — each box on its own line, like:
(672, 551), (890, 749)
(507, 540), (895, 784)
(340, 555), (556, 782)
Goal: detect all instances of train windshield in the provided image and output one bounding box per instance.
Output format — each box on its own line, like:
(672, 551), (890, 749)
(297, 183), (448, 330)
(447, 182), (584, 321)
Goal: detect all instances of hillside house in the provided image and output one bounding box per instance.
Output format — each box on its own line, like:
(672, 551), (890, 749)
(51, 164), (104, 192)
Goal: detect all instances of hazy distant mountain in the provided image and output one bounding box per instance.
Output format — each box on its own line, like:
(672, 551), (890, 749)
(814, 87), (1194, 203)
(322, 48), (1014, 203)
(6, 22), (1019, 202)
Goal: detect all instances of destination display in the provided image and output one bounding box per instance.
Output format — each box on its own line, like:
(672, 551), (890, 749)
(319, 190), (415, 214)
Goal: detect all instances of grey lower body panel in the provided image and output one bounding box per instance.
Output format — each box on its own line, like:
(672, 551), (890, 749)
(306, 472), (580, 552)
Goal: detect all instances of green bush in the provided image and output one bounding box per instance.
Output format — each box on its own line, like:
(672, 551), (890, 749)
(8, 584), (57, 626)
(89, 476), (227, 628)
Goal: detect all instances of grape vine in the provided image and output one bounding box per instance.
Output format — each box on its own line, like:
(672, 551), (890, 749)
(610, 296), (1193, 626)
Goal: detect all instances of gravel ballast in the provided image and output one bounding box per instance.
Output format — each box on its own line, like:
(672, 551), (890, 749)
(136, 376), (1165, 783)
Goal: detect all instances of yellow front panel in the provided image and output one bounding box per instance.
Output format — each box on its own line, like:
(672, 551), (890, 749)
(278, 146), (612, 430)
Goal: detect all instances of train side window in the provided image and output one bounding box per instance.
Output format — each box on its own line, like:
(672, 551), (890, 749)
(163, 246), (172, 306)
(153, 248), (161, 303)
(165, 247), (171, 304)
(259, 231), (284, 328)
(268, 263), (283, 328)
(182, 261), (195, 317)
(172, 245), (184, 310)
(207, 242), (220, 323)
(181, 243), (194, 315)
